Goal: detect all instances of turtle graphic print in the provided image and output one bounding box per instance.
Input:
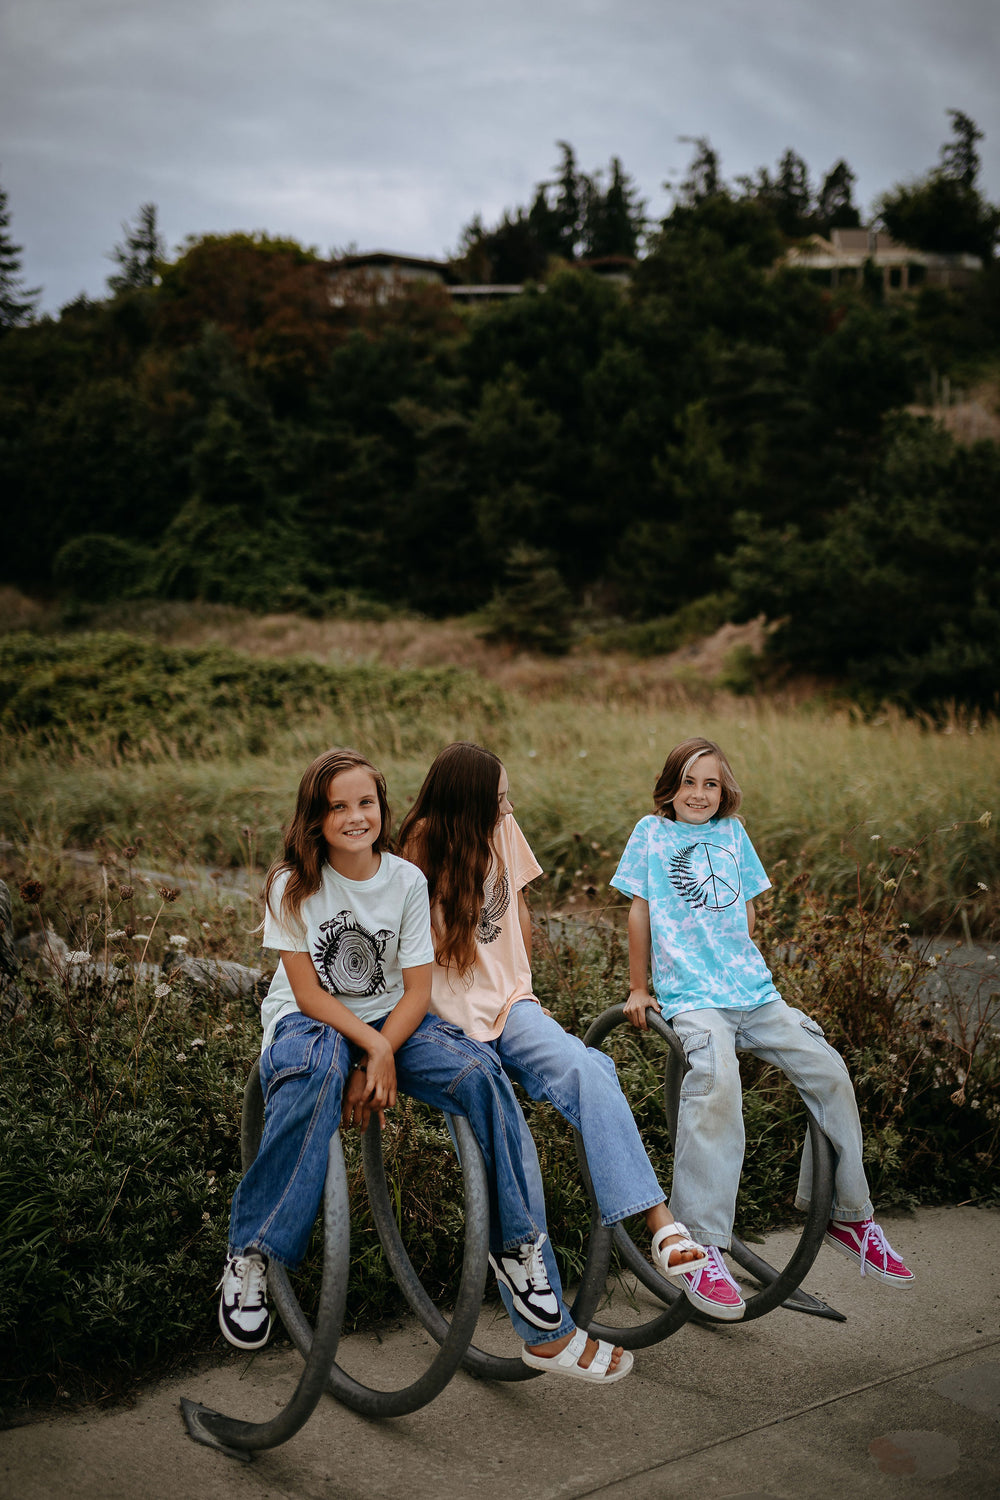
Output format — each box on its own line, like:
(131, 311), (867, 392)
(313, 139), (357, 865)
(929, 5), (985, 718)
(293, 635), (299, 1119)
(313, 910), (395, 996)
(669, 842), (741, 911)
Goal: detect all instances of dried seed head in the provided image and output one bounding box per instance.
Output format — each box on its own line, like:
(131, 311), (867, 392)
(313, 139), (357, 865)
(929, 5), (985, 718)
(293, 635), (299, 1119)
(119, 885), (134, 901)
(19, 879), (44, 903)
(158, 887), (181, 903)
(122, 845), (139, 860)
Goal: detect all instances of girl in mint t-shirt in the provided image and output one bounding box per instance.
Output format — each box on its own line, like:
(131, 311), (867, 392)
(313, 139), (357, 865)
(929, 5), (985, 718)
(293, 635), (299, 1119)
(218, 747), (559, 1357)
(612, 736), (914, 1321)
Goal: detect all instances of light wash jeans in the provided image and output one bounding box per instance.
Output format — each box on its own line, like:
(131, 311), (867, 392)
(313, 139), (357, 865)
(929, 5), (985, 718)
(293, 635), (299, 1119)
(493, 1000), (666, 1226)
(668, 999), (874, 1250)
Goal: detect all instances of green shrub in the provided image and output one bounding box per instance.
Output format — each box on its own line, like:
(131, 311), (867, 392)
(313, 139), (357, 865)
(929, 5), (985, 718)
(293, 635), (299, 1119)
(594, 592), (737, 657)
(0, 632), (506, 757)
(52, 535), (156, 604)
(479, 546), (574, 656)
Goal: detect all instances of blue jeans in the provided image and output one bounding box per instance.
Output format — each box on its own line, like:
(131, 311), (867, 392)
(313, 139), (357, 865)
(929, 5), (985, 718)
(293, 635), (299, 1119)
(668, 999), (874, 1249)
(227, 1010), (570, 1344)
(493, 1001), (666, 1226)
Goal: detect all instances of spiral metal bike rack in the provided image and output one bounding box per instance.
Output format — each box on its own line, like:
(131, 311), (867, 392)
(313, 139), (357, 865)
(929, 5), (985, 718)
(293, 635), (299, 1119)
(582, 1006), (845, 1324)
(363, 1112), (617, 1381)
(181, 1062), (494, 1456)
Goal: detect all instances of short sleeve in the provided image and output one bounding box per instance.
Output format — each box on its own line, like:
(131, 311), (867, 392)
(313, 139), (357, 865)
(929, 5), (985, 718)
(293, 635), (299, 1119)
(396, 870), (435, 969)
(261, 870), (307, 952)
(610, 819), (651, 899)
(736, 823), (771, 902)
(504, 817), (543, 892)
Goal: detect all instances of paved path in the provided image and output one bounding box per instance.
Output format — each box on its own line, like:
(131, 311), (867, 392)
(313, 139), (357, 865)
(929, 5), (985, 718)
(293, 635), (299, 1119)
(2, 1205), (998, 1499)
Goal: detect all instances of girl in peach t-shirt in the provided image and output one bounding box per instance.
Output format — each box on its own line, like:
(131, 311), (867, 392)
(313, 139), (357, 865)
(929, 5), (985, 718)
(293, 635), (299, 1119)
(398, 741), (708, 1380)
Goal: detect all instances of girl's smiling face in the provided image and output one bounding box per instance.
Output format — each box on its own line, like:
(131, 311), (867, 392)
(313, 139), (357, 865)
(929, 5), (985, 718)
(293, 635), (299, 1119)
(671, 753), (723, 825)
(322, 767), (383, 870)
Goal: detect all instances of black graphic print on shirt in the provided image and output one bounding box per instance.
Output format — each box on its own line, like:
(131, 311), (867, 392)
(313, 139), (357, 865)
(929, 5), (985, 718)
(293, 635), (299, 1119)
(313, 910), (395, 996)
(669, 843), (741, 912)
(476, 865), (510, 944)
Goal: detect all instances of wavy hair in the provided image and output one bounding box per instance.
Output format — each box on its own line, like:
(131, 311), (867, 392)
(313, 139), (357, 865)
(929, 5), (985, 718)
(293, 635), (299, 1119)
(397, 741), (504, 977)
(263, 748), (391, 933)
(653, 737), (742, 820)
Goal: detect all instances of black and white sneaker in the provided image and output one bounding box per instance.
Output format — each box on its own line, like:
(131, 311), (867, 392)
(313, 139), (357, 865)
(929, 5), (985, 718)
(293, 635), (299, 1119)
(218, 1252), (272, 1350)
(489, 1232), (562, 1331)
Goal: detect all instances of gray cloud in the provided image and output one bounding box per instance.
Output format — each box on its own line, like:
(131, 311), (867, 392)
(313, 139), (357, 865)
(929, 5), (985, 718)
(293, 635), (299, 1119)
(2, 0), (998, 311)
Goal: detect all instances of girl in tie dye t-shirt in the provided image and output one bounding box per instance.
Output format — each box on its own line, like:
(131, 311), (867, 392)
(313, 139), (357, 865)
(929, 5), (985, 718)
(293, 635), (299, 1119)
(612, 737), (914, 1321)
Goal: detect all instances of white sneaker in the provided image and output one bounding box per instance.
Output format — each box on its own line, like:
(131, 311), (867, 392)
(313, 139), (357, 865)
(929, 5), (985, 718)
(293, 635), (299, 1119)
(489, 1233), (563, 1330)
(218, 1252), (272, 1349)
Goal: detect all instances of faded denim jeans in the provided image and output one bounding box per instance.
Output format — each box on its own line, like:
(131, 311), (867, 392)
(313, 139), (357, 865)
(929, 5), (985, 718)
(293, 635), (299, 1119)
(668, 998), (874, 1249)
(494, 1000), (666, 1225)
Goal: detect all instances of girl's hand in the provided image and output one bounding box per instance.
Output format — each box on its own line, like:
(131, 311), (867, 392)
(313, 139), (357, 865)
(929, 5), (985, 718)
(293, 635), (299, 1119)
(623, 989), (658, 1030)
(341, 1065), (382, 1131)
(362, 1035), (398, 1113)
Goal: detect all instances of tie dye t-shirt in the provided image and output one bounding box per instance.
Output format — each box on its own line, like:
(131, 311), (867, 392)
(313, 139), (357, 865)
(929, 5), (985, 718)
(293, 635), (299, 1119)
(611, 814), (779, 1019)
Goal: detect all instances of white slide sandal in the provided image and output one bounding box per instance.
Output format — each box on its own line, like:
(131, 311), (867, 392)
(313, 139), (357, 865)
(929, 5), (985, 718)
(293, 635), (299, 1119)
(652, 1221), (710, 1278)
(521, 1326), (633, 1384)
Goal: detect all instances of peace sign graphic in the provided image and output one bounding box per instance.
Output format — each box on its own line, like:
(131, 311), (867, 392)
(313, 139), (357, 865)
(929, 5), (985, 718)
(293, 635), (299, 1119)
(668, 842), (741, 912)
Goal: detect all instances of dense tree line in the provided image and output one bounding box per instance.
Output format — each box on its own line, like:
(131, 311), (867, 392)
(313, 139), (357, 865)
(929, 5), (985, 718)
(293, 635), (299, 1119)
(1, 120), (998, 709)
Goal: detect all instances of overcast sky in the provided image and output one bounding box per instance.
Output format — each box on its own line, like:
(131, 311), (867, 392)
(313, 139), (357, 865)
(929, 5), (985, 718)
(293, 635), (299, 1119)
(3, 0), (998, 313)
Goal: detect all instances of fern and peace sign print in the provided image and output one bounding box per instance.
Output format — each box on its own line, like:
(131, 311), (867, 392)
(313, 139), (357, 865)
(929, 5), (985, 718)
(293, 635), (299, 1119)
(668, 841), (741, 911)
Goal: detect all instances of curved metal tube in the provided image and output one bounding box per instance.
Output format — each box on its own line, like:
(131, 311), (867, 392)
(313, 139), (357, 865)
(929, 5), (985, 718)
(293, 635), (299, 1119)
(318, 1113), (492, 1416)
(582, 1005), (841, 1324)
(241, 1072), (494, 1416)
(180, 1062), (350, 1458)
(364, 1112), (615, 1381)
(571, 1108), (694, 1350)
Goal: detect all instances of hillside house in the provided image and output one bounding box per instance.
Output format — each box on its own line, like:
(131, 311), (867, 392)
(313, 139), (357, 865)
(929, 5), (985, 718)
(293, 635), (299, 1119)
(784, 227), (982, 293)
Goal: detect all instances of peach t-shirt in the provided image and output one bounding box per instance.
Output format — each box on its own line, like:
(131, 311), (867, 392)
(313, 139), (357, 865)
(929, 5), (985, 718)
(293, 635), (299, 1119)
(429, 814), (542, 1041)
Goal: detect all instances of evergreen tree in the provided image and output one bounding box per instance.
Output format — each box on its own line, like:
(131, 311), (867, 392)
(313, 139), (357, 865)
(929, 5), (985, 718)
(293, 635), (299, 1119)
(675, 137), (722, 206)
(582, 157), (646, 258)
(941, 109), (983, 187)
(0, 180), (40, 331)
(107, 202), (165, 293)
(878, 112), (999, 260)
(816, 160), (861, 234)
(774, 149), (813, 236)
(551, 141), (587, 258)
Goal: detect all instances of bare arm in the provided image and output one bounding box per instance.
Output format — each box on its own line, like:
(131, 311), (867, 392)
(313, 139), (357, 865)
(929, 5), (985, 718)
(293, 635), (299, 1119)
(341, 962), (433, 1130)
(746, 899), (756, 938)
(623, 896), (658, 1030)
(517, 888), (532, 965)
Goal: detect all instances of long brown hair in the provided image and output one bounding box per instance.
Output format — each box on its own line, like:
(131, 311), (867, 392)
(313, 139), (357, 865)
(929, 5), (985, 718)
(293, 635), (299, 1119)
(263, 748), (392, 933)
(397, 741), (503, 976)
(653, 737), (742, 820)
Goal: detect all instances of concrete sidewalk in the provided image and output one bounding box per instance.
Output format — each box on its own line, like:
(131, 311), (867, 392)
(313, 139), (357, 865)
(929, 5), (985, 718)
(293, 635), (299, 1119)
(2, 1205), (998, 1499)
